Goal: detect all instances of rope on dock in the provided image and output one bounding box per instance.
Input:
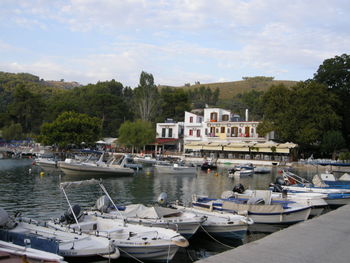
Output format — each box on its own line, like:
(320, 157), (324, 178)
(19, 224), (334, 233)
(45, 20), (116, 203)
(199, 225), (235, 249)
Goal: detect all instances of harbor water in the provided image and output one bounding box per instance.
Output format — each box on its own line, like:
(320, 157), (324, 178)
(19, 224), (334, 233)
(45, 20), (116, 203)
(0, 158), (324, 262)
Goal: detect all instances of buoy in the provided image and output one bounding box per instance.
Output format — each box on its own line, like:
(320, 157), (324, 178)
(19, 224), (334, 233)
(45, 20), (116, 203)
(40, 172), (44, 176)
(207, 168), (211, 173)
(146, 171), (151, 176)
(214, 172), (219, 176)
(28, 168), (32, 174)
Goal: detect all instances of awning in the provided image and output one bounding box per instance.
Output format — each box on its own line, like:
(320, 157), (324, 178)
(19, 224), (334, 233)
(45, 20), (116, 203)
(202, 142), (223, 151)
(184, 142), (203, 150)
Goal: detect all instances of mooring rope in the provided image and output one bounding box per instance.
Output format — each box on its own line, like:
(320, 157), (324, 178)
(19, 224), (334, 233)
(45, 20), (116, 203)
(199, 224), (235, 249)
(117, 246), (145, 263)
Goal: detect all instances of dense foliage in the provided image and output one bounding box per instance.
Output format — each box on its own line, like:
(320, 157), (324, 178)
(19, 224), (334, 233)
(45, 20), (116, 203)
(118, 120), (155, 152)
(1, 54), (349, 157)
(38, 111), (101, 148)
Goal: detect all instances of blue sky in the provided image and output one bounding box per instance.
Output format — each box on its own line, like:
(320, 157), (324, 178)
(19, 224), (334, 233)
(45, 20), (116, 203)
(1, 0), (349, 87)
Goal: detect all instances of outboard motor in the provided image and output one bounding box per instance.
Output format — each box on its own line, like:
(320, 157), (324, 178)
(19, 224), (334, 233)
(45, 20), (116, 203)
(157, 192), (168, 206)
(60, 204), (81, 224)
(95, 195), (111, 213)
(232, 183), (245, 194)
(0, 208), (9, 227)
(275, 176), (286, 186)
(272, 183), (283, 193)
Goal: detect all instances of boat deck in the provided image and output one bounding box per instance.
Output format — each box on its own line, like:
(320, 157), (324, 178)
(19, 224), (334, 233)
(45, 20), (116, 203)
(196, 204), (350, 263)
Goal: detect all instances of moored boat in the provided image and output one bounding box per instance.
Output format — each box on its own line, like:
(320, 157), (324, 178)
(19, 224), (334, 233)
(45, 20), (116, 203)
(192, 190), (311, 225)
(171, 203), (253, 239)
(154, 163), (197, 175)
(58, 153), (134, 177)
(47, 179), (189, 262)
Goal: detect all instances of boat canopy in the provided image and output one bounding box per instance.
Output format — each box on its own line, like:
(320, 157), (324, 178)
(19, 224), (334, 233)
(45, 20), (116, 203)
(123, 204), (182, 219)
(60, 179), (100, 189)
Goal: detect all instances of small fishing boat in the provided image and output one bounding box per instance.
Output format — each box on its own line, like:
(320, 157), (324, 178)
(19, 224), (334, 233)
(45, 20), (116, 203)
(47, 179), (189, 262)
(91, 185), (204, 238)
(279, 170), (350, 207)
(231, 184), (328, 217)
(317, 172), (350, 187)
(0, 240), (66, 263)
(171, 203), (254, 239)
(154, 162), (197, 175)
(0, 208), (118, 259)
(254, 166), (272, 174)
(192, 190), (311, 225)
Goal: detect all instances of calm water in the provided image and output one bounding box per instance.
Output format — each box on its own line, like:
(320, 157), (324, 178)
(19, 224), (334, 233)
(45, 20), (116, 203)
(0, 158), (318, 262)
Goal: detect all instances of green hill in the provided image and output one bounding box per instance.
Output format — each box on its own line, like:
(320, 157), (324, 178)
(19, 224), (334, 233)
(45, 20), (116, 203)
(160, 77), (298, 100)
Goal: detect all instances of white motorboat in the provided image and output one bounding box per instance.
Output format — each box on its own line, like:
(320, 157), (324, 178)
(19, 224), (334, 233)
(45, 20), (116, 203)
(230, 185), (328, 217)
(0, 240), (66, 263)
(154, 163), (197, 175)
(229, 169), (254, 178)
(0, 208), (118, 259)
(47, 179), (189, 262)
(91, 182), (204, 238)
(279, 170), (350, 206)
(33, 154), (58, 168)
(254, 166), (272, 174)
(192, 190), (311, 225)
(171, 203), (254, 239)
(58, 153), (134, 177)
(103, 203), (204, 238)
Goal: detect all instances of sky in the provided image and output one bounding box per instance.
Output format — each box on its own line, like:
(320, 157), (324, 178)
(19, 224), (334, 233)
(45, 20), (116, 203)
(0, 0), (349, 88)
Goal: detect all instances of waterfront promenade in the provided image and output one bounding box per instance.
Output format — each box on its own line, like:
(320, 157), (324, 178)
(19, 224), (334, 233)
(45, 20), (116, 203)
(197, 204), (350, 263)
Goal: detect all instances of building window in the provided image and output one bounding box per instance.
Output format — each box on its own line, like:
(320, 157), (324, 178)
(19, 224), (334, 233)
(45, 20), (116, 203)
(162, 128), (166, 137)
(222, 114), (229, 121)
(189, 130), (193, 136)
(221, 127), (225, 133)
(232, 127), (238, 137)
(196, 130), (201, 137)
(205, 128), (208, 135)
(189, 116), (193, 123)
(210, 112), (218, 121)
(169, 128), (173, 138)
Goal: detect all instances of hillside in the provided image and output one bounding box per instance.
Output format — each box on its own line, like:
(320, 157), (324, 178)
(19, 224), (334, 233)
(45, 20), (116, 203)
(0, 71), (81, 91)
(160, 77), (298, 100)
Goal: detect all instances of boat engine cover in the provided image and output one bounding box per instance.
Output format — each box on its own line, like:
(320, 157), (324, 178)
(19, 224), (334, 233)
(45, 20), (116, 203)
(0, 208), (9, 227)
(157, 192), (168, 205)
(95, 195), (111, 213)
(233, 183), (245, 194)
(61, 204), (81, 224)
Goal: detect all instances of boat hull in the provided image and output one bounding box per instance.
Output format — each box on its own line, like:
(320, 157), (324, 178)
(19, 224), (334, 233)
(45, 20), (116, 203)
(59, 163), (134, 177)
(116, 243), (180, 262)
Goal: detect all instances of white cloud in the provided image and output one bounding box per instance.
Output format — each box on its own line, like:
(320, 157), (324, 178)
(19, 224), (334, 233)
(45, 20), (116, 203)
(1, 0), (349, 86)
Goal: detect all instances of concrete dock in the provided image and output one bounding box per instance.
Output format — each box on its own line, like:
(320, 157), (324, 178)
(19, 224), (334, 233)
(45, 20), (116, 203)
(196, 205), (350, 263)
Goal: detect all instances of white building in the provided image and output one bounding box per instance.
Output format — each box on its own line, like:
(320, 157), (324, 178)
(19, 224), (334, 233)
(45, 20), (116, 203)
(155, 119), (184, 153)
(156, 108), (296, 162)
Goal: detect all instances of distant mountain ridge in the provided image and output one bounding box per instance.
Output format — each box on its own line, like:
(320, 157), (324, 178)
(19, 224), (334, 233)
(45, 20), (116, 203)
(0, 71), (81, 90)
(160, 78), (298, 99)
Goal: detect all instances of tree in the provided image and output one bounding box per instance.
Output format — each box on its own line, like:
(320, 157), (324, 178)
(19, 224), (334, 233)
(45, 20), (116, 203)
(7, 85), (44, 133)
(260, 82), (341, 149)
(314, 54), (350, 146)
(133, 72), (159, 122)
(118, 120), (155, 153)
(158, 87), (191, 122)
(1, 123), (23, 140)
(38, 111), (101, 149)
(187, 86), (220, 108)
(320, 130), (346, 158)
